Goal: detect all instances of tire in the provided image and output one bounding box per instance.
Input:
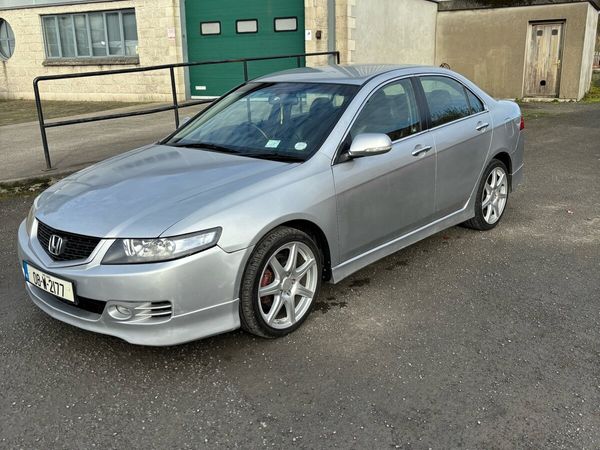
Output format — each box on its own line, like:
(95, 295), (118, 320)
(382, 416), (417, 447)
(463, 159), (510, 231)
(239, 226), (323, 338)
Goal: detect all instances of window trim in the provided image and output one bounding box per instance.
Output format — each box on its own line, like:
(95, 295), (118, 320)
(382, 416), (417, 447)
(333, 75), (428, 165)
(415, 74), (489, 132)
(273, 16), (298, 32)
(200, 20), (221, 36)
(236, 18), (258, 34)
(41, 8), (137, 60)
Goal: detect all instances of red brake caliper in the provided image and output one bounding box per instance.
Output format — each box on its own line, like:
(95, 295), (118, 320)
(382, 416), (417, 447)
(260, 267), (274, 308)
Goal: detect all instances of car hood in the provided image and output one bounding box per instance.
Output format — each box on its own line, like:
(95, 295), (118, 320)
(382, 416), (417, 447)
(35, 144), (296, 238)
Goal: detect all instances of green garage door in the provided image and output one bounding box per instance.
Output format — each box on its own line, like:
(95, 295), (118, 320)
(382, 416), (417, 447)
(185, 0), (305, 97)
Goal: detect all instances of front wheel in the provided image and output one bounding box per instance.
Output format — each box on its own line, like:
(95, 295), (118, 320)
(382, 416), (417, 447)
(239, 227), (322, 338)
(463, 159), (509, 231)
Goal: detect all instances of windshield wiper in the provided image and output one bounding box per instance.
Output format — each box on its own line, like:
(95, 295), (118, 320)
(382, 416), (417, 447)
(238, 153), (305, 163)
(168, 142), (241, 154)
(167, 142), (304, 163)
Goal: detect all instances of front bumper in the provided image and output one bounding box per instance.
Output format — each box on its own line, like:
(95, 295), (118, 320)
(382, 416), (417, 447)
(17, 220), (250, 346)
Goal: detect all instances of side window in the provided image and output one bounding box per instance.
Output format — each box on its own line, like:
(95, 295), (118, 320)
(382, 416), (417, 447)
(274, 17), (297, 32)
(466, 89), (485, 114)
(236, 19), (258, 34)
(349, 79), (421, 141)
(200, 21), (221, 35)
(420, 76), (471, 127)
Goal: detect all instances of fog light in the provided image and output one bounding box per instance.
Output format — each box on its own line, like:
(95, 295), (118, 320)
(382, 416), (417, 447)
(108, 304), (133, 321)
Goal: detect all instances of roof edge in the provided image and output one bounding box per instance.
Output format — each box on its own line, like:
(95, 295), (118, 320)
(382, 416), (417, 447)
(438, 0), (600, 12)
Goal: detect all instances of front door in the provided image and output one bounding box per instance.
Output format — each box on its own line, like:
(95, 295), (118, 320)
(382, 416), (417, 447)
(184, 0), (305, 98)
(524, 22), (564, 98)
(332, 78), (436, 263)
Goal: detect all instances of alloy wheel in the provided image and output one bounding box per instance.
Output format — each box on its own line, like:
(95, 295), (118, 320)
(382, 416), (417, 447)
(482, 167), (508, 224)
(258, 241), (318, 330)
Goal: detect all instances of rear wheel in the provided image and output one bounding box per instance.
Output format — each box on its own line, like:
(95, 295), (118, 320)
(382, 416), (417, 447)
(239, 227), (322, 338)
(463, 159), (509, 230)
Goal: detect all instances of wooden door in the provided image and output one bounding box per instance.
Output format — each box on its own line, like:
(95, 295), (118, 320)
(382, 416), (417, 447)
(524, 22), (564, 97)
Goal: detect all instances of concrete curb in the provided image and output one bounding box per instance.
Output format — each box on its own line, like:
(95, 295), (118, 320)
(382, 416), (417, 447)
(0, 169), (74, 190)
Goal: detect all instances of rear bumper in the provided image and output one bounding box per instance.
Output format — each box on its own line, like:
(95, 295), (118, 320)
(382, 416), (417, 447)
(510, 130), (525, 191)
(17, 220), (251, 346)
(511, 163), (524, 191)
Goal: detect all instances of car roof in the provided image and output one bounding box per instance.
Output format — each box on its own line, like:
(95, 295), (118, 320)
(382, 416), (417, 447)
(255, 64), (433, 85)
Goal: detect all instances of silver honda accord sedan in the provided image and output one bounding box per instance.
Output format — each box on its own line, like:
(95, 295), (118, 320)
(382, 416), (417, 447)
(18, 65), (524, 345)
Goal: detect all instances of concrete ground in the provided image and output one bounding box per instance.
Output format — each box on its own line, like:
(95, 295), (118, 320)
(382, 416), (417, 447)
(0, 103), (206, 183)
(0, 103), (599, 448)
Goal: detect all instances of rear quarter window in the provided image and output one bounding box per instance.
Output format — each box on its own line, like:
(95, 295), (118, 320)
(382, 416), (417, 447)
(466, 89), (485, 114)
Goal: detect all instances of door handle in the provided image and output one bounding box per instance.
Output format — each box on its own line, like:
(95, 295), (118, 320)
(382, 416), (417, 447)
(411, 145), (432, 157)
(476, 122), (490, 132)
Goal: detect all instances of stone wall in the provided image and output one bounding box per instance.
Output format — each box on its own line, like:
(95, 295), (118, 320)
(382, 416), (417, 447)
(304, 0), (329, 65)
(0, 0), (186, 101)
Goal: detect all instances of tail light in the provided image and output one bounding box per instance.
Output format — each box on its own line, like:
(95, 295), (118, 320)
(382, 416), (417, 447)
(519, 116), (525, 131)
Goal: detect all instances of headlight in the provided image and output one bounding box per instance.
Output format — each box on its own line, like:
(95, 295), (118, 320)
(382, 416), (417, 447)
(101, 228), (222, 264)
(26, 203), (37, 236)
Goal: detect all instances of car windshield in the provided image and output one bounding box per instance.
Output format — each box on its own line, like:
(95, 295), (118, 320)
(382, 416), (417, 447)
(166, 82), (358, 162)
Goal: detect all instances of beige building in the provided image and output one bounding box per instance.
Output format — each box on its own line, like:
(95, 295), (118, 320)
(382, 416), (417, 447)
(436, 0), (599, 100)
(0, 0), (597, 102)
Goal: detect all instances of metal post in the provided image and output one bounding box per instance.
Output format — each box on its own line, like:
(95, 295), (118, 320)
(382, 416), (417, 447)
(296, 56), (301, 68)
(336, 51), (340, 64)
(33, 79), (53, 171)
(243, 60), (248, 81)
(169, 67), (180, 128)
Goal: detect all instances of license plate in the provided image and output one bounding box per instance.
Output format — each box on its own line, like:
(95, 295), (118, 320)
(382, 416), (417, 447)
(23, 261), (75, 303)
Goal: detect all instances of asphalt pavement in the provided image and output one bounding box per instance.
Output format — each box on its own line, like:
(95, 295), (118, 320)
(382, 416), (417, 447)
(0, 103), (599, 448)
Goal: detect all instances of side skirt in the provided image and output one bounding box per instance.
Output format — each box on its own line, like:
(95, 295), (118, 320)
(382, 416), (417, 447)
(330, 207), (473, 283)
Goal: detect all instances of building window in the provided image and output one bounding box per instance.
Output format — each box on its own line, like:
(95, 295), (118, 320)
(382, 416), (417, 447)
(0, 19), (15, 60)
(42, 9), (138, 59)
(200, 21), (220, 35)
(236, 19), (258, 34)
(274, 17), (297, 32)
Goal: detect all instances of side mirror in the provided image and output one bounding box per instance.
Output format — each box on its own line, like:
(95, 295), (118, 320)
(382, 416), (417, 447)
(347, 133), (392, 158)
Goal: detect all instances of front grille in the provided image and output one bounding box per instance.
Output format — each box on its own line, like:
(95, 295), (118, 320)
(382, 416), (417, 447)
(37, 221), (101, 262)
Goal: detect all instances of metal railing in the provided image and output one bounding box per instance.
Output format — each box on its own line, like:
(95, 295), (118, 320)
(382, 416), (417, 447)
(33, 51), (340, 170)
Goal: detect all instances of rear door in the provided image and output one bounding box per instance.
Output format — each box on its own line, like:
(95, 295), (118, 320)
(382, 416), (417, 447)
(418, 75), (492, 217)
(185, 0), (305, 97)
(332, 78), (436, 262)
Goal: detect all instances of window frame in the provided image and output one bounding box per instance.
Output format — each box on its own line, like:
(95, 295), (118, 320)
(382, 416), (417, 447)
(0, 19), (16, 60)
(415, 74), (488, 131)
(235, 18), (258, 34)
(200, 21), (221, 36)
(273, 16), (298, 32)
(334, 76), (428, 165)
(41, 8), (138, 60)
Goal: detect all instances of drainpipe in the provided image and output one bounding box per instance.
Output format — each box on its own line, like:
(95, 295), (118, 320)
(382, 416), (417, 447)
(179, 0), (191, 100)
(327, 0), (336, 64)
